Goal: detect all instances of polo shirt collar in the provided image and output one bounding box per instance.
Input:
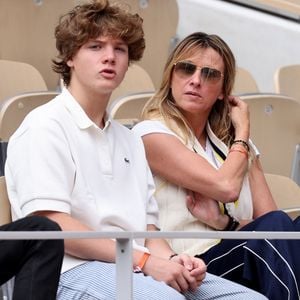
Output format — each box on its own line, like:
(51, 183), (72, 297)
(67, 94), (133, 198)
(61, 87), (111, 130)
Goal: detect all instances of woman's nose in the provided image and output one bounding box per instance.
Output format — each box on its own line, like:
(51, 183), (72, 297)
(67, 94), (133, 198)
(190, 70), (202, 86)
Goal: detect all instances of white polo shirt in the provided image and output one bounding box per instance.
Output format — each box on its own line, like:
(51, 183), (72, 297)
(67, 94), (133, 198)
(5, 88), (159, 272)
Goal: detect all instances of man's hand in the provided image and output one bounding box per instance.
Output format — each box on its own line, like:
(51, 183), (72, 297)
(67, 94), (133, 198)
(143, 254), (206, 293)
(170, 253), (206, 291)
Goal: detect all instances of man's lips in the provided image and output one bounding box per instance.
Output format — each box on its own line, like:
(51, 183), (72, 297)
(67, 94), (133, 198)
(100, 68), (116, 79)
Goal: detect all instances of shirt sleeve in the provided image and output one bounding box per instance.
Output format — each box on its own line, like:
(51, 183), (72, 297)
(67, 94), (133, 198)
(133, 120), (177, 138)
(6, 115), (75, 217)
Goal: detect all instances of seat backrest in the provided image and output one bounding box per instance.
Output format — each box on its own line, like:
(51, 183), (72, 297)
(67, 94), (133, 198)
(0, 176), (11, 226)
(274, 64), (300, 103)
(241, 93), (300, 177)
(0, 91), (59, 141)
(291, 144), (300, 186)
(109, 64), (155, 106)
(232, 67), (259, 95)
(265, 173), (300, 219)
(109, 92), (154, 128)
(0, 60), (48, 103)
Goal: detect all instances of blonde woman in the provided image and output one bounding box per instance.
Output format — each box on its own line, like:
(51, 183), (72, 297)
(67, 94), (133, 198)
(133, 32), (300, 299)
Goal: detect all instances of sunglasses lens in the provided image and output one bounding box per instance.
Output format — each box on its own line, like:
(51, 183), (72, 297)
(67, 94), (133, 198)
(174, 62), (196, 76)
(201, 67), (222, 83)
(174, 62), (223, 83)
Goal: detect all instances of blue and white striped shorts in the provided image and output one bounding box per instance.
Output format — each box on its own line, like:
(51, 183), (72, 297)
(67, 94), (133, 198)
(57, 261), (267, 299)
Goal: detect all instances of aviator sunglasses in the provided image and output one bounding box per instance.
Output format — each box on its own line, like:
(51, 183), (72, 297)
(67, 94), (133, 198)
(173, 61), (224, 84)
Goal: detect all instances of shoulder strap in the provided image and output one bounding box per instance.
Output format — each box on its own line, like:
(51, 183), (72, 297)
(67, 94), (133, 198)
(207, 136), (227, 161)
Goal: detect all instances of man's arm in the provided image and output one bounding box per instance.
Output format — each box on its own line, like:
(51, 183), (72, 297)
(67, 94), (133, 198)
(34, 211), (118, 262)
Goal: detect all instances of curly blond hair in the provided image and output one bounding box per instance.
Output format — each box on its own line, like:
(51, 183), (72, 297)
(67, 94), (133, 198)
(52, 0), (145, 86)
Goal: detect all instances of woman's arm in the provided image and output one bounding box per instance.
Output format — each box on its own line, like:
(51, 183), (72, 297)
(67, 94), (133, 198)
(248, 158), (277, 218)
(142, 133), (248, 203)
(185, 192), (230, 230)
(186, 192), (253, 229)
(141, 96), (250, 203)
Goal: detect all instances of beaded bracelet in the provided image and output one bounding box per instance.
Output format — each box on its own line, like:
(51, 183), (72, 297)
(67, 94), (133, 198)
(232, 140), (250, 152)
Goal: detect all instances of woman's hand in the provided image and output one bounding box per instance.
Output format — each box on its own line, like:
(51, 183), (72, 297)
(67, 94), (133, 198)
(228, 95), (250, 141)
(186, 191), (229, 230)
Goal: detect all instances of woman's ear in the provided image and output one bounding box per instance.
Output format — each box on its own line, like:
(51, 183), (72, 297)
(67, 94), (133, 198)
(218, 93), (224, 100)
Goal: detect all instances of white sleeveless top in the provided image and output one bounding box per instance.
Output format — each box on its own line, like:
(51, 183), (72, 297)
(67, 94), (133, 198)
(133, 119), (255, 256)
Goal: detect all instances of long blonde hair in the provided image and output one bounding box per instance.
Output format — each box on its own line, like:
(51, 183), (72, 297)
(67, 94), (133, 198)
(142, 32), (236, 146)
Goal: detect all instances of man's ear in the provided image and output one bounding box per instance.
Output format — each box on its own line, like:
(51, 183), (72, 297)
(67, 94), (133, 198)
(67, 59), (73, 67)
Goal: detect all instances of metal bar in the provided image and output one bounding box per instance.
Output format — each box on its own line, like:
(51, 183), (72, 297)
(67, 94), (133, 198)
(0, 230), (300, 240)
(116, 238), (132, 300)
(1, 230), (300, 298)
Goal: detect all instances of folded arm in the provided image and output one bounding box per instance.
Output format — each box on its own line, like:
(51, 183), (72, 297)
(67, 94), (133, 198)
(142, 133), (248, 203)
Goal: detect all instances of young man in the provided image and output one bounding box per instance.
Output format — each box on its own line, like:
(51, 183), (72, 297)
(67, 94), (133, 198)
(5, 0), (266, 299)
(0, 216), (64, 300)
